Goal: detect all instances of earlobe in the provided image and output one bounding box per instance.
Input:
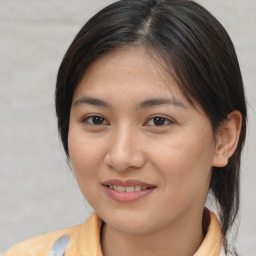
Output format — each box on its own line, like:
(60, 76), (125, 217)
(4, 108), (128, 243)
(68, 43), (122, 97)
(212, 110), (242, 167)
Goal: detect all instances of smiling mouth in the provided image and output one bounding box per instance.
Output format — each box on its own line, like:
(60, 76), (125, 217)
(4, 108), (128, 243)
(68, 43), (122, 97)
(106, 185), (150, 192)
(103, 181), (156, 202)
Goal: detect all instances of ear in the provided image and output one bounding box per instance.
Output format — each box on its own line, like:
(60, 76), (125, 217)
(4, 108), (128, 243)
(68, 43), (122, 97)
(212, 110), (242, 167)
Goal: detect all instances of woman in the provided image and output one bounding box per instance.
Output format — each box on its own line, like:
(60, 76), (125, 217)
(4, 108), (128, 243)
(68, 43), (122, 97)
(3, 0), (247, 255)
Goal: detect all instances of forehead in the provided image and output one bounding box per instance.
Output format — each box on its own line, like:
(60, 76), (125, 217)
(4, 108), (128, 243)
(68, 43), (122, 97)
(73, 46), (189, 105)
(85, 46), (167, 84)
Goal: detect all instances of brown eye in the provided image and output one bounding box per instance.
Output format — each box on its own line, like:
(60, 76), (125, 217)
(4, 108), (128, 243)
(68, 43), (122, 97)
(146, 116), (173, 127)
(83, 115), (109, 125)
(153, 117), (166, 126)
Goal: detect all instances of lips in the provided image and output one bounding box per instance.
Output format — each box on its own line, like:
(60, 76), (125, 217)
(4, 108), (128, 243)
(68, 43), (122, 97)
(102, 179), (156, 202)
(108, 185), (148, 192)
(103, 179), (155, 188)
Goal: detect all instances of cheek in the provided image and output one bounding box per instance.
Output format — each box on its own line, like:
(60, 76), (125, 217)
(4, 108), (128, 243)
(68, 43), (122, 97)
(68, 131), (104, 189)
(69, 148), (100, 205)
(151, 129), (214, 195)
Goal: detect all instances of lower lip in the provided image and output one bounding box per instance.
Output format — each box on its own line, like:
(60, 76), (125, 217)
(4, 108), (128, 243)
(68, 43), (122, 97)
(103, 186), (155, 203)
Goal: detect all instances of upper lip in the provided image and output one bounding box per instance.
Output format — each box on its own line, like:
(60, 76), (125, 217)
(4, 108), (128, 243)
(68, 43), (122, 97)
(102, 179), (156, 188)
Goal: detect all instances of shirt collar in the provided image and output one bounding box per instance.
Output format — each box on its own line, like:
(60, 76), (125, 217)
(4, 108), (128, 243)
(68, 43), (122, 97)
(67, 208), (222, 256)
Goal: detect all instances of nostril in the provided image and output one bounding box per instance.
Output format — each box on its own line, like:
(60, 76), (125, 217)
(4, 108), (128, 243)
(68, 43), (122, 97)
(104, 148), (146, 172)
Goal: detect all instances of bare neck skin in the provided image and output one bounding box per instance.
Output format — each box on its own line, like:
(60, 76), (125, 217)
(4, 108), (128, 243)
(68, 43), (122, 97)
(101, 207), (204, 256)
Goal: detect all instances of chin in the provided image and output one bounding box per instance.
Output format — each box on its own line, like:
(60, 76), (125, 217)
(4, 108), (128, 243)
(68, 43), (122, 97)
(99, 209), (158, 234)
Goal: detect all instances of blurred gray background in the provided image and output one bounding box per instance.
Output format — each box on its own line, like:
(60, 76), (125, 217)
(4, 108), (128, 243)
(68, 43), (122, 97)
(0, 0), (255, 254)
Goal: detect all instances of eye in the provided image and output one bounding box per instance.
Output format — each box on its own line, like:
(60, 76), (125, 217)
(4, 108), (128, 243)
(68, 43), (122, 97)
(146, 116), (173, 127)
(83, 115), (109, 125)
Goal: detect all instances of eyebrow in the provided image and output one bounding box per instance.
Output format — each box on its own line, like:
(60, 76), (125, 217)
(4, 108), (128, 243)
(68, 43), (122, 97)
(73, 97), (185, 109)
(73, 97), (111, 108)
(137, 98), (186, 109)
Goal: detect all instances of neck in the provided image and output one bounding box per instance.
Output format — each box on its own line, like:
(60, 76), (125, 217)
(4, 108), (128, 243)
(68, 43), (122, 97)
(101, 209), (205, 256)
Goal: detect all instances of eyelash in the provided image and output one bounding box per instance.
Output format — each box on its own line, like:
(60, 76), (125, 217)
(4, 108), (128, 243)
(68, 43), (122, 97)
(82, 114), (173, 127)
(146, 116), (174, 127)
(82, 115), (109, 125)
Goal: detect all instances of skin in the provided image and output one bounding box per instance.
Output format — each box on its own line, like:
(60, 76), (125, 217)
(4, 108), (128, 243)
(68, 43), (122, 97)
(68, 46), (239, 256)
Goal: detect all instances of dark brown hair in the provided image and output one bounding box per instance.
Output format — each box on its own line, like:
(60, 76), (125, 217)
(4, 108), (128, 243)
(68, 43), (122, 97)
(55, 0), (247, 254)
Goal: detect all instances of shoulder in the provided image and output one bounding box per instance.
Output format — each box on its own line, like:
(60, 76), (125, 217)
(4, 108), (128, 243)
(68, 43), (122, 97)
(2, 212), (102, 256)
(2, 225), (80, 256)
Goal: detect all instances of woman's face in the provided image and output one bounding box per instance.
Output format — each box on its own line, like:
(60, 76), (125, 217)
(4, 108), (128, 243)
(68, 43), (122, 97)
(68, 46), (219, 235)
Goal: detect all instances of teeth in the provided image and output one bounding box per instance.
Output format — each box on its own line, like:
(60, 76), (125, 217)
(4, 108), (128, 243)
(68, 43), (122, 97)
(117, 186), (125, 192)
(125, 186), (134, 192)
(134, 186), (141, 191)
(109, 185), (149, 192)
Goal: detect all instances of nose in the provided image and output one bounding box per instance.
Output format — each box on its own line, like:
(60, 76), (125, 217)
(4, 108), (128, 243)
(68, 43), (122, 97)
(104, 126), (146, 172)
